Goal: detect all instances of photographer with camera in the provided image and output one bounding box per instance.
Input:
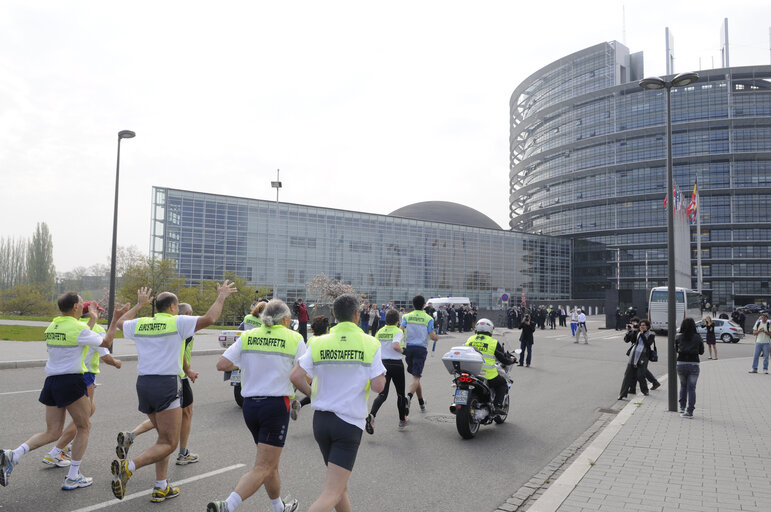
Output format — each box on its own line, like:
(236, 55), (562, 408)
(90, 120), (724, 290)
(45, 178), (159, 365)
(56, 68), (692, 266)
(518, 315), (536, 367)
(617, 319), (656, 400)
(621, 318), (660, 395)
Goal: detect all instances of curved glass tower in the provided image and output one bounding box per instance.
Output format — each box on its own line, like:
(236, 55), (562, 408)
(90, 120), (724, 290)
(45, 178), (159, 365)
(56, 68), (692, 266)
(510, 41), (771, 308)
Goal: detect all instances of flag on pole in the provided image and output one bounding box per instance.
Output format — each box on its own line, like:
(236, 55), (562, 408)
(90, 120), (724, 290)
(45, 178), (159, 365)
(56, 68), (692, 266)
(686, 182), (698, 222)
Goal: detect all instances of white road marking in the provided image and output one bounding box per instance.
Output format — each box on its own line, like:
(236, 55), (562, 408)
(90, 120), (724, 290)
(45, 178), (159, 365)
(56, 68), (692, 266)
(69, 463), (246, 512)
(0, 388), (39, 396)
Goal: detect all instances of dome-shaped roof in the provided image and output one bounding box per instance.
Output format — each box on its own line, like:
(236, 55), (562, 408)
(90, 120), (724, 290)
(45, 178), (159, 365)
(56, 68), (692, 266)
(388, 201), (502, 230)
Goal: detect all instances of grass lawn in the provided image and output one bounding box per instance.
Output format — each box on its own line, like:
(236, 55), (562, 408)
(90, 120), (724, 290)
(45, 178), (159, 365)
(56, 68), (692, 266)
(0, 325), (125, 342)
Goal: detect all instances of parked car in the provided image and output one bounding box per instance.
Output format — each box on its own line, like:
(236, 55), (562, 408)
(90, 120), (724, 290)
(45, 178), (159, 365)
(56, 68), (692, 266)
(696, 319), (744, 343)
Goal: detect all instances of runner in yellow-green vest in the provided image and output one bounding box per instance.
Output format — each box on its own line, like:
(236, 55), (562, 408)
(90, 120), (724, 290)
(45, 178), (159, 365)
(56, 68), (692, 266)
(0, 292), (125, 492)
(45, 301), (122, 469)
(366, 308), (407, 434)
(465, 318), (516, 415)
(401, 295), (439, 416)
(239, 301), (266, 330)
(111, 282), (237, 504)
(291, 293), (386, 512)
(209, 299), (303, 512)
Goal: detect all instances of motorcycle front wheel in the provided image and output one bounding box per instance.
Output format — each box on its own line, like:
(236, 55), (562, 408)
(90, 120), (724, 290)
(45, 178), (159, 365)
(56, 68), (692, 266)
(234, 384), (244, 408)
(494, 394), (509, 424)
(456, 402), (480, 439)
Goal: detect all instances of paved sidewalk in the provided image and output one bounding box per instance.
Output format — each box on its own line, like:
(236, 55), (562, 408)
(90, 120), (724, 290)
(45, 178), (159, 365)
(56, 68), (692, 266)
(527, 355), (771, 512)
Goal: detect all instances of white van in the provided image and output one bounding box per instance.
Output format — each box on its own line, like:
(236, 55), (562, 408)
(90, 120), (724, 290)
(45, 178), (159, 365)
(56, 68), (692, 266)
(648, 286), (703, 332)
(427, 297), (471, 308)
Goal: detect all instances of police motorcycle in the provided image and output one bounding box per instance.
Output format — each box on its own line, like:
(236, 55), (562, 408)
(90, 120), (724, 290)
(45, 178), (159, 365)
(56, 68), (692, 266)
(441, 321), (520, 439)
(219, 319), (299, 407)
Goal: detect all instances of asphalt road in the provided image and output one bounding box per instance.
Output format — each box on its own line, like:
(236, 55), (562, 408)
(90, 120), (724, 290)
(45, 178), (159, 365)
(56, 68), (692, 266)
(0, 325), (755, 512)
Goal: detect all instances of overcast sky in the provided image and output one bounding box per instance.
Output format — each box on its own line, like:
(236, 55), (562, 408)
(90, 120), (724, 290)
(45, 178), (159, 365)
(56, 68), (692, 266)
(2, 0), (769, 273)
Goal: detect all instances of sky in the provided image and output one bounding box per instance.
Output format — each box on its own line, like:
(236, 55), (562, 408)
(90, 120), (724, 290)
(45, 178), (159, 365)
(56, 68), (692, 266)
(1, 0), (769, 273)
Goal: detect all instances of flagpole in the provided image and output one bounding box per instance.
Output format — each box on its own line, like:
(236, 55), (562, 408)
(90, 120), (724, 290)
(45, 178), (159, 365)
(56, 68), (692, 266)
(696, 184), (702, 295)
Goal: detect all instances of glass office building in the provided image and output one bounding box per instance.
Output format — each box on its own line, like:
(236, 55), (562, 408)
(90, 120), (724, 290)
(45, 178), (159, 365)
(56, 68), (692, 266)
(510, 41), (771, 307)
(151, 187), (571, 308)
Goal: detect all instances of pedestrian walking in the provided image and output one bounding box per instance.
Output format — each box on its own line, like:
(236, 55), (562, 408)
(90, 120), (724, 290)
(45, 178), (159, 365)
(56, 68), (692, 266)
(290, 294), (386, 512)
(575, 309), (589, 344)
(617, 319), (655, 400)
(518, 315), (535, 367)
(704, 316), (718, 360)
(622, 318), (660, 394)
(296, 298), (309, 342)
(366, 309), (407, 433)
(570, 308), (578, 337)
(0, 293), (125, 490)
(207, 299), (304, 512)
(749, 312), (771, 374)
(676, 317), (704, 418)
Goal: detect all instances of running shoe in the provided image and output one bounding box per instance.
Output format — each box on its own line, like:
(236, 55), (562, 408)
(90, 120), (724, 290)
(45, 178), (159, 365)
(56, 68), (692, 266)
(405, 395), (412, 417)
(115, 431), (134, 460)
(0, 449), (15, 487)
(62, 444), (72, 460)
(175, 450), (199, 465)
(397, 420), (407, 431)
(62, 473), (93, 490)
(365, 414), (374, 435)
(42, 452), (71, 467)
(290, 398), (301, 421)
(419, 399), (427, 413)
(110, 459), (133, 500)
(207, 501), (230, 512)
(283, 498), (299, 512)
(151, 483), (180, 503)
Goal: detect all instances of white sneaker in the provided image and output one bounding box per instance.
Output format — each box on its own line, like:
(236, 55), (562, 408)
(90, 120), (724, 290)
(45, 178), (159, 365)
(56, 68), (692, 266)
(62, 473), (93, 490)
(175, 451), (199, 465)
(283, 498), (299, 512)
(290, 399), (301, 421)
(42, 452), (71, 468)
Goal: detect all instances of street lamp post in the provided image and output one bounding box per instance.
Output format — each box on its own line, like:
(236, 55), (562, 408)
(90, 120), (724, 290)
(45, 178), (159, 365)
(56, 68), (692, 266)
(271, 169), (282, 300)
(107, 130), (136, 326)
(639, 72), (698, 412)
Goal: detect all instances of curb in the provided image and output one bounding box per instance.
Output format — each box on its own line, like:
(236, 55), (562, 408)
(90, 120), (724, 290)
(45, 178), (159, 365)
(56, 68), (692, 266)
(519, 375), (667, 512)
(0, 348), (225, 370)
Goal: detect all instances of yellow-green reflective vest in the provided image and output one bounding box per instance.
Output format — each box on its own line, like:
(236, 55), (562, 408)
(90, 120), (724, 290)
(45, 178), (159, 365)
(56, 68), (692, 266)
(240, 324), (302, 358)
(180, 335), (194, 378)
(242, 314), (262, 329)
(376, 324), (403, 349)
(402, 310), (433, 347)
(310, 322), (380, 399)
(81, 321), (106, 374)
(134, 313), (185, 374)
(45, 316), (91, 373)
(465, 333), (500, 380)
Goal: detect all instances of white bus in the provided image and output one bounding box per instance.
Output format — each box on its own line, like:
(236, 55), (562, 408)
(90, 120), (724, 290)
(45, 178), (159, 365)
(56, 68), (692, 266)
(648, 287), (703, 332)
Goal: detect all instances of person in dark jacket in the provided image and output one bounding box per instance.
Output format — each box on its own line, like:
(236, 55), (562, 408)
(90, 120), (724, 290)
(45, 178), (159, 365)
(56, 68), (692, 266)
(615, 307), (624, 331)
(623, 318), (661, 394)
(676, 317), (704, 418)
(518, 315), (536, 367)
(618, 319), (655, 400)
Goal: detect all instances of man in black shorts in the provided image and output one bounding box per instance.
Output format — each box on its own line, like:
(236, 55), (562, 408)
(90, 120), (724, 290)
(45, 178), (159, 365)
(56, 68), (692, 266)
(291, 294), (386, 512)
(401, 295), (439, 415)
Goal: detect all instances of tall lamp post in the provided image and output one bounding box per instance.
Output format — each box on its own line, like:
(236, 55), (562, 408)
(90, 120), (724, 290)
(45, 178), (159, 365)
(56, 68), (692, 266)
(271, 169), (282, 299)
(639, 72), (698, 412)
(107, 130), (136, 326)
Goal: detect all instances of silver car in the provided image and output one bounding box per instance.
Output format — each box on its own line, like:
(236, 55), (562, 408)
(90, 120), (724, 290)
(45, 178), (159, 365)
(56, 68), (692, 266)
(696, 319), (744, 343)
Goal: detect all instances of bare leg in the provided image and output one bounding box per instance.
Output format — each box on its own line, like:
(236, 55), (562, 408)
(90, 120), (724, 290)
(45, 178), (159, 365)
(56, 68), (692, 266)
(233, 443), (283, 501)
(179, 405), (193, 451)
(133, 418), (155, 437)
(23, 406), (67, 451)
(415, 382), (423, 401)
(56, 385), (96, 449)
(407, 376), (421, 395)
(131, 407), (181, 481)
(64, 396), (93, 461)
(308, 462), (352, 512)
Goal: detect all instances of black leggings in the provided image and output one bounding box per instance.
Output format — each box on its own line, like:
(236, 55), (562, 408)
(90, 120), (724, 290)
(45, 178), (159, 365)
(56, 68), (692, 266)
(487, 375), (509, 408)
(369, 359), (406, 421)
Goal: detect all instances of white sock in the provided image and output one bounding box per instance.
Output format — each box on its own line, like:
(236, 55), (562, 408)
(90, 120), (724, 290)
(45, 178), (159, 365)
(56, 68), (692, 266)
(128, 459), (136, 472)
(226, 491), (243, 510)
(155, 479), (167, 489)
(12, 443), (30, 463)
(48, 446), (63, 457)
(67, 460), (81, 480)
(270, 497), (284, 512)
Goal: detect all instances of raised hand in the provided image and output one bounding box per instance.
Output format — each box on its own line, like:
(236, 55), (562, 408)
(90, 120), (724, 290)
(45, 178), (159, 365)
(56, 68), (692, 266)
(137, 287), (153, 307)
(217, 280), (238, 298)
(114, 302), (132, 320)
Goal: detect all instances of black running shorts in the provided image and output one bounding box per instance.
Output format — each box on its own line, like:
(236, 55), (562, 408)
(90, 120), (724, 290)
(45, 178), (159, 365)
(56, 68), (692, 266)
(313, 410), (362, 471)
(136, 375), (180, 414)
(39, 374), (88, 408)
(181, 378), (193, 408)
(242, 396), (290, 447)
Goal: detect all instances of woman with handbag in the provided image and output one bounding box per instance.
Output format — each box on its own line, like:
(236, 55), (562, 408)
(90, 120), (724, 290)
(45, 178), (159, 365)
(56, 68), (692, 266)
(618, 319), (655, 400)
(676, 317), (704, 418)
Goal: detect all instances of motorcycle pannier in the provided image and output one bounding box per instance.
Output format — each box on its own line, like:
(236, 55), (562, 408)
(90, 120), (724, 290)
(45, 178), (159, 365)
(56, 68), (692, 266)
(442, 346), (485, 376)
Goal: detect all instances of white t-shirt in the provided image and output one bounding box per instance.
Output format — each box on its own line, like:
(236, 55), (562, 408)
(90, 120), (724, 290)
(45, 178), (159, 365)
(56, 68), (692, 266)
(571, 311), (578, 322)
(380, 329), (403, 361)
(298, 336), (386, 429)
(122, 315), (198, 376)
(223, 329), (307, 398)
(577, 313), (587, 324)
(45, 328), (105, 376)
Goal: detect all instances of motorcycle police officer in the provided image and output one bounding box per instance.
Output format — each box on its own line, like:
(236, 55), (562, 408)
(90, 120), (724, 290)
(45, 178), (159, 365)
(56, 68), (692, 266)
(464, 319), (516, 415)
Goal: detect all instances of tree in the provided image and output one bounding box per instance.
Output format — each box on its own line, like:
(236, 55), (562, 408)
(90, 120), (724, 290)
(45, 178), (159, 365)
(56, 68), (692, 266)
(0, 236), (27, 289)
(177, 282), (217, 318)
(115, 245), (147, 277)
(308, 273), (358, 304)
(27, 222), (56, 296)
(0, 284), (56, 316)
(118, 259), (186, 317)
(221, 272), (256, 327)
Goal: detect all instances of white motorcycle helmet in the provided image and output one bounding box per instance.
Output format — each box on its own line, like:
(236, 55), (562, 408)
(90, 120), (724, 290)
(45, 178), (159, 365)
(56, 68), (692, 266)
(475, 318), (494, 335)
